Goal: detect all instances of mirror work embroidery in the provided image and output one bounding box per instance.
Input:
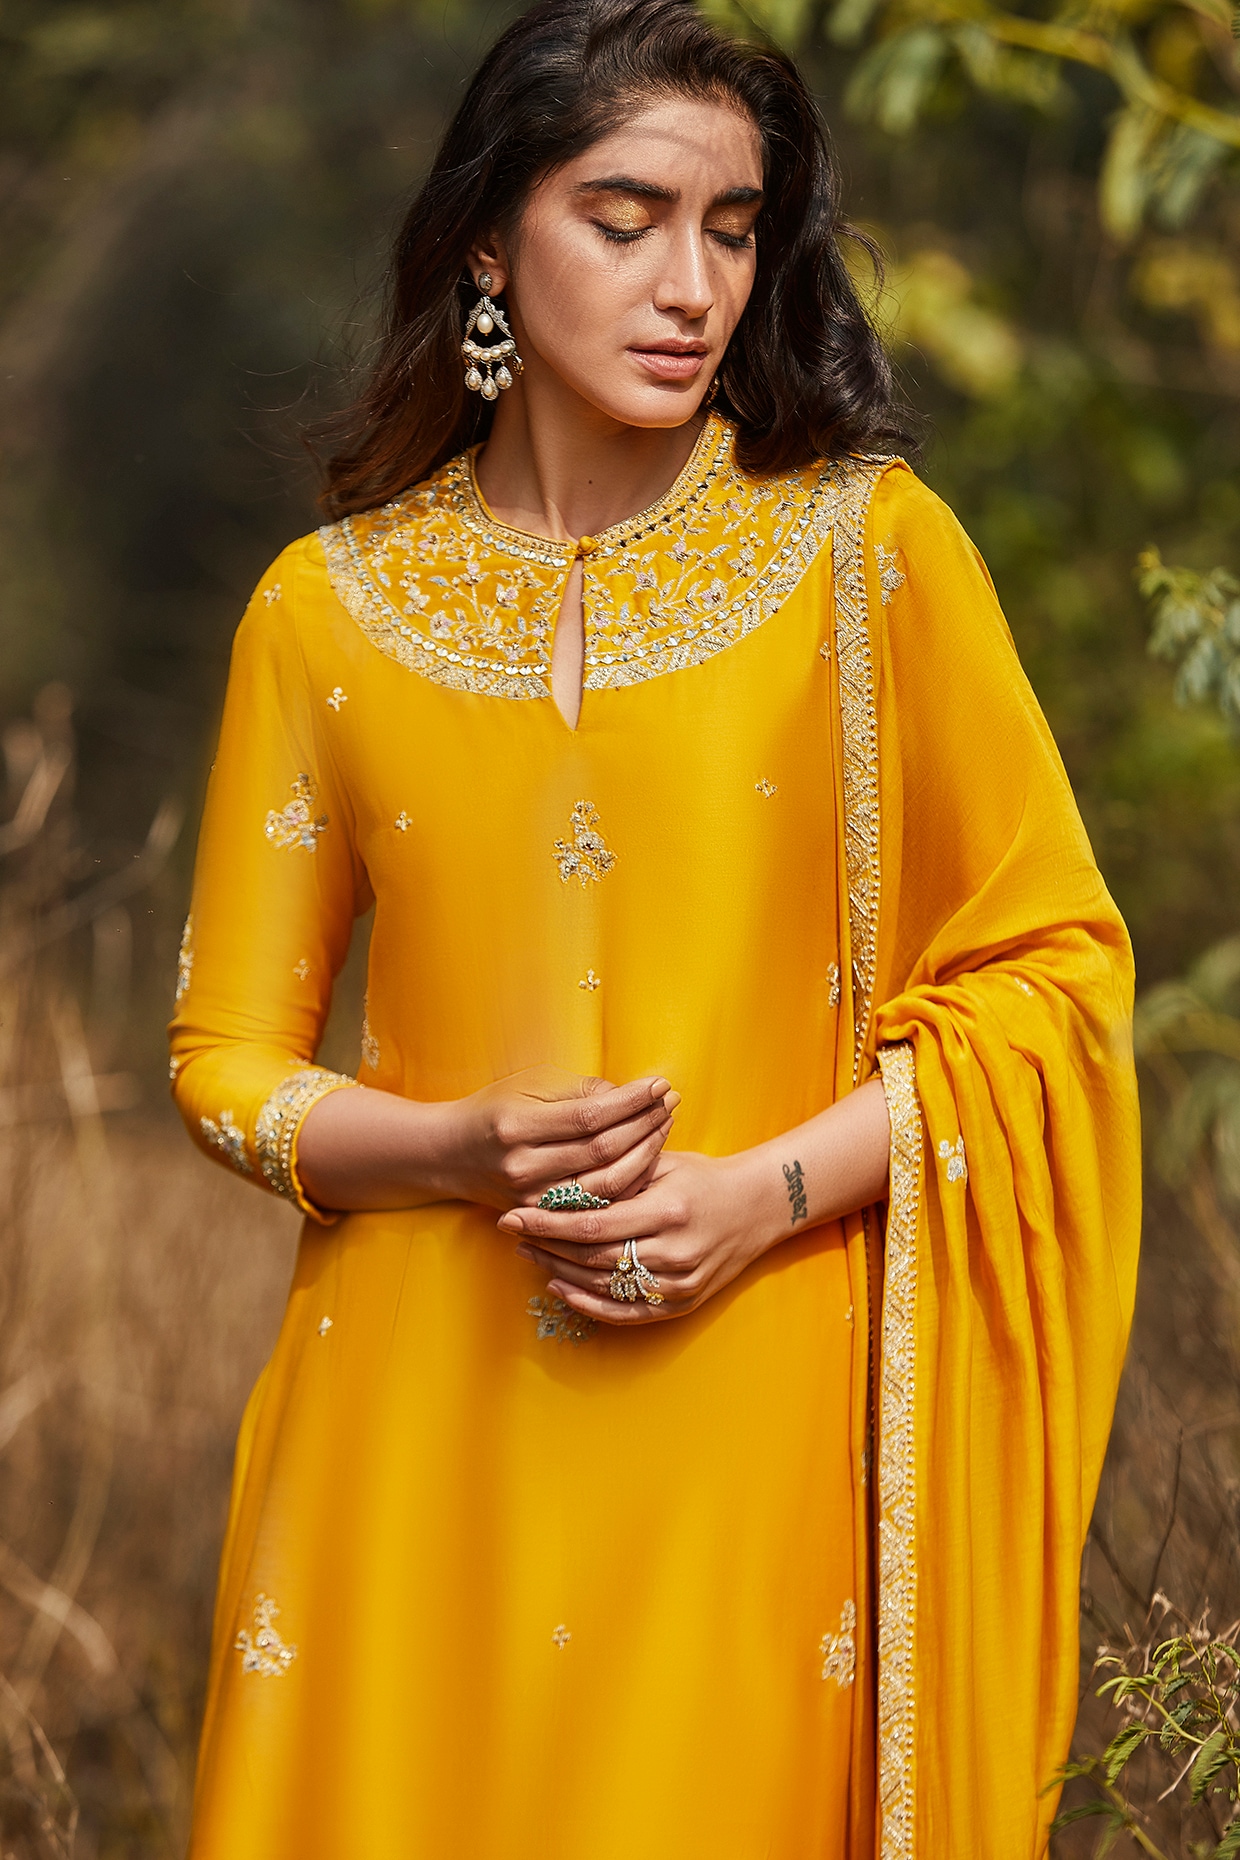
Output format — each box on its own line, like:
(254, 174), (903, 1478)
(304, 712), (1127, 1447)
(235, 1595), (298, 1676)
(319, 416), (879, 700)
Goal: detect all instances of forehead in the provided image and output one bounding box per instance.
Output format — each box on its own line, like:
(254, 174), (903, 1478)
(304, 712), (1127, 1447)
(556, 94), (762, 193)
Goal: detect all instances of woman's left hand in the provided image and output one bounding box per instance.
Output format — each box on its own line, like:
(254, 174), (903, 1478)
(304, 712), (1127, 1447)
(497, 1148), (780, 1325)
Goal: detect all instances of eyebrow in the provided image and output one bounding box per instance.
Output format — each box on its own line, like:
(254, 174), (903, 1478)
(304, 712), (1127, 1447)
(575, 175), (764, 208)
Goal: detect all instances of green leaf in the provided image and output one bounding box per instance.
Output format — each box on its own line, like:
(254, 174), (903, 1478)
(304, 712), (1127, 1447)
(1215, 1814), (1240, 1859)
(845, 26), (949, 135)
(1100, 104), (1163, 242)
(1104, 1720), (1152, 1783)
(1051, 1799), (1123, 1830)
(1191, 1727), (1232, 1802)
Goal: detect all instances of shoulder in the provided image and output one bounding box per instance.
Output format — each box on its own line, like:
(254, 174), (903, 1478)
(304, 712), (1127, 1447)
(866, 461), (996, 594)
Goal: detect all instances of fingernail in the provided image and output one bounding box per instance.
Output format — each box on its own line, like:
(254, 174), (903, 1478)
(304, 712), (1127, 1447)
(650, 1077), (671, 1097)
(515, 1244), (535, 1262)
(499, 1212), (524, 1232)
(663, 1090), (681, 1111)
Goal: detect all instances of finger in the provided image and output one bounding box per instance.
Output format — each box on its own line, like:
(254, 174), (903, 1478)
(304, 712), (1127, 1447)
(547, 1279), (677, 1327)
(538, 1118), (673, 1207)
(521, 1075), (675, 1145)
(529, 1096), (679, 1183)
(517, 1246), (614, 1296)
(498, 1192), (669, 1249)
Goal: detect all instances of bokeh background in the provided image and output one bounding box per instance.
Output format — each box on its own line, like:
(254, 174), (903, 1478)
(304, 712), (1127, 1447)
(2, 0), (1239, 1852)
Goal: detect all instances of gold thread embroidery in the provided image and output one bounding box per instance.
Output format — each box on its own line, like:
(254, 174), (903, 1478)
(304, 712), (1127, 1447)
(319, 419), (881, 700)
(168, 1056), (180, 1080)
(552, 1624), (572, 1649)
(327, 686), (347, 710)
(938, 1135), (967, 1183)
(579, 969), (601, 991)
(265, 775), (327, 851)
(361, 996), (380, 1070)
(553, 801), (616, 886)
(175, 914), (193, 1003)
(318, 1316), (333, 1336)
(875, 541), (906, 606)
(827, 961), (841, 1009)
(833, 461), (891, 1080)
(394, 811), (411, 832)
(293, 957), (310, 981)
(527, 1295), (597, 1345)
(262, 584), (282, 606)
(254, 1066), (358, 1206)
(755, 778), (778, 796)
(235, 1595), (297, 1675)
(820, 1600), (857, 1687)
(876, 1041), (923, 1860)
(200, 1109), (251, 1176)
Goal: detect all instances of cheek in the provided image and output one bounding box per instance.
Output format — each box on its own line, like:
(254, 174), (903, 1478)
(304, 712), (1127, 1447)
(515, 230), (631, 352)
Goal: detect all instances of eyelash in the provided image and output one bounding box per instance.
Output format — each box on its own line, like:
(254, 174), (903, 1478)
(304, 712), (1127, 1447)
(592, 221), (754, 250)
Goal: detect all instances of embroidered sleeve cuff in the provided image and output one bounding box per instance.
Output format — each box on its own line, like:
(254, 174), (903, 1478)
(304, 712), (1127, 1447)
(877, 1042), (922, 1232)
(255, 1066), (361, 1222)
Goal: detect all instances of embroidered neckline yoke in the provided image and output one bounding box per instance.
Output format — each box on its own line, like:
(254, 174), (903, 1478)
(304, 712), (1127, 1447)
(319, 414), (853, 699)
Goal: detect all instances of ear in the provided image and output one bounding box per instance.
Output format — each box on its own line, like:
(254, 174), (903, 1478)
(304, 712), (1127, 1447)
(465, 233), (509, 296)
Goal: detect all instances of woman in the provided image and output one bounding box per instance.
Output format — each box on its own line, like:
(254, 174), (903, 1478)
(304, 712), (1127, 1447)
(170, 2), (1141, 1854)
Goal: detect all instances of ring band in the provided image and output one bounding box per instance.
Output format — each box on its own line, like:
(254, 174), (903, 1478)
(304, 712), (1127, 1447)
(538, 1179), (610, 1213)
(608, 1238), (663, 1305)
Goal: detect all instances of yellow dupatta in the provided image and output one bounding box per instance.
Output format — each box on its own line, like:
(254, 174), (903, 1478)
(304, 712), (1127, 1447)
(833, 461), (1141, 1857)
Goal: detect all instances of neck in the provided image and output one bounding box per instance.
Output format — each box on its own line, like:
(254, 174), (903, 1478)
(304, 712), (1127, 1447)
(474, 377), (707, 543)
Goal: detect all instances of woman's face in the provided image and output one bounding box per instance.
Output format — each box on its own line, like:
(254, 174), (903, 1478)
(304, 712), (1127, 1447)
(475, 94), (763, 430)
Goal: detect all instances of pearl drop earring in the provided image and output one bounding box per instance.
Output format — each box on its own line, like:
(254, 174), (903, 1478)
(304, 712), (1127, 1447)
(462, 272), (523, 401)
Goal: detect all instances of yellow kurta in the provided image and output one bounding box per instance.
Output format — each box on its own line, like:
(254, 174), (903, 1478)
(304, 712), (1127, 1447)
(170, 414), (1140, 1858)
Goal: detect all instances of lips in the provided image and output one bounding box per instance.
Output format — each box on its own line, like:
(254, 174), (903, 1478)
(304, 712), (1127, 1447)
(629, 345), (708, 381)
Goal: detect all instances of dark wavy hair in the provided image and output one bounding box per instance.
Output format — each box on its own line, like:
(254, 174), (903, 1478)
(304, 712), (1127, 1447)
(318, 0), (909, 518)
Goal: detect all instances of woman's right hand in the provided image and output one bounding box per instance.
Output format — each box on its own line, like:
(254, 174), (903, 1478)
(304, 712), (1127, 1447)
(440, 1065), (679, 1212)
(296, 1064), (678, 1215)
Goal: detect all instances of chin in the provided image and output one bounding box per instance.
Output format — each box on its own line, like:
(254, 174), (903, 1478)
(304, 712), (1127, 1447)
(584, 381), (713, 431)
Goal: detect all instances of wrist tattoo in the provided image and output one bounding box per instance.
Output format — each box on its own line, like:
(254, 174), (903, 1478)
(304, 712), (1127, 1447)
(783, 1159), (808, 1225)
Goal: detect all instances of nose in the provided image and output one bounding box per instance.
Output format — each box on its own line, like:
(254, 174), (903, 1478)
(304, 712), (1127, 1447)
(652, 224), (714, 323)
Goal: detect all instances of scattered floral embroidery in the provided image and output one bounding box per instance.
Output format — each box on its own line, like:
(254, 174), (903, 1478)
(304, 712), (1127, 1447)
(755, 778), (778, 797)
(938, 1136), (968, 1184)
(361, 997), (380, 1070)
(265, 775), (327, 852)
(175, 914), (194, 1003)
(200, 1109), (252, 1176)
(1012, 975), (1035, 998)
(552, 1624), (572, 1649)
(820, 1600), (856, 1687)
(553, 801), (616, 886)
(578, 969), (602, 992)
(262, 583), (282, 606)
(326, 687), (347, 711)
(168, 1056), (180, 1080)
(826, 961), (841, 1009)
(875, 541), (905, 607)
(394, 811), (412, 832)
(293, 958), (310, 981)
(527, 1294), (597, 1345)
(845, 1304), (854, 1326)
(318, 1316), (333, 1336)
(235, 1595), (297, 1675)
(819, 639), (832, 661)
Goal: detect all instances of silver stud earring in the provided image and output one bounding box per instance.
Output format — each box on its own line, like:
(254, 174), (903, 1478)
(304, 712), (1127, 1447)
(462, 273), (523, 401)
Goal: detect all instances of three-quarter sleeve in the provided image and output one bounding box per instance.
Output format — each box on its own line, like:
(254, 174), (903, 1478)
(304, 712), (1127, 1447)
(169, 538), (370, 1218)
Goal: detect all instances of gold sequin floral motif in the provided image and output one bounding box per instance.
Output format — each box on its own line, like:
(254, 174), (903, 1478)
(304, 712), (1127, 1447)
(200, 1109), (252, 1176)
(235, 1595), (298, 1676)
(265, 775), (327, 852)
(175, 914), (194, 1003)
(527, 1295), (597, 1345)
(820, 1600), (856, 1687)
(553, 801), (616, 886)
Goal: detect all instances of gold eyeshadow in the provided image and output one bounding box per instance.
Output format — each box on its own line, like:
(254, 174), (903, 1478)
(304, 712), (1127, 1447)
(592, 197), (652, 233)
(705, 209), (756, 241)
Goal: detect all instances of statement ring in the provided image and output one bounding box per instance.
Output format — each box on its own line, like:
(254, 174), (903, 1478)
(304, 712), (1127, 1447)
(538, 1179), (610, 1213)
(608, 1238), (663, 1305)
